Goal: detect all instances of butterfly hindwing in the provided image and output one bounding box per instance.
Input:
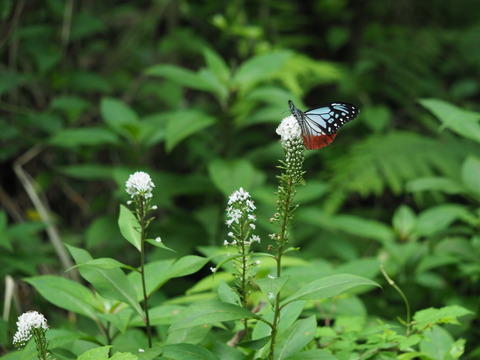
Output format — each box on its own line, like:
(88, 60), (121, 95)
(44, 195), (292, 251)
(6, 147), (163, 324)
(288, 100), (359, 150)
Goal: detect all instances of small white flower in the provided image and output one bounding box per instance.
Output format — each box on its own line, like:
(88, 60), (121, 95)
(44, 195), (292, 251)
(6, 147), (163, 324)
(155, 237), (162, 243)
(13, 311), (48, 348)
(227, 232), (234, 237)
(151, 205), (158, 210)
(268, 274), (275, 279)
(255, 260), (261, 265)
(276, 115), (302, 142)
(223, 240), (229, 246)
(125, 171), (155, 199)
(138, 348), (145, 353)
(250, 235), (261, 243)
(249, 223), (256, 229)
(210, 267), (216, 273)
(268, 292), (275, 300)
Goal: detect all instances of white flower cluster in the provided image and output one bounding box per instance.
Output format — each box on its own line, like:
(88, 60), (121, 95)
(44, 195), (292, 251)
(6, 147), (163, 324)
(13, 311), (48, 348)
(125, 171), (155, 199)
(225, 187), (260, 246)
(276, 116), (302, 144)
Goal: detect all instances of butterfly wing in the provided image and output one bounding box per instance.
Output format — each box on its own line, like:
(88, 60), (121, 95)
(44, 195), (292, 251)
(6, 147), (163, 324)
(289, 100), (359, 150)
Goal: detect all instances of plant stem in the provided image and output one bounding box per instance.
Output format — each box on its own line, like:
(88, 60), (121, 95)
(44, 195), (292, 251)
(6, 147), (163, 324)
(268, 176), (295, 360)
(380, 265), (411, 335)
(139, 200), (152, 348)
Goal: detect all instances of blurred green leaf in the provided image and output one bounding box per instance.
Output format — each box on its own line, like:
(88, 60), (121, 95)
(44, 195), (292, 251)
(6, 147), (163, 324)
(392, 205), (417, 240)
(275, 316), (316, 360)
(406, 177), (465, 195)
(101, 97), (140, 140)
(49, 128), (120, 147)
(420, 98), (480, 143)
(208, 158), (264, 196)
(461, 156), (480, 198)
(145, 64), (215, 92)
(162, 344), (218, 360)
(202, 47), (231, 84)
(415, 204), (473, 237)
(165, 110), (216, 152)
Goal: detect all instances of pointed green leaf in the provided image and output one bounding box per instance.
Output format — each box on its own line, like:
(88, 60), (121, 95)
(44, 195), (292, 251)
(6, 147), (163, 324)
(169, 301), (261, 332)
(49, 128), (120, 147)
(282, 274), (379, 305)
(145, 64), (215, 92)
(162, 343), (218, 360)
(100, 97), (140, 139)
(255, 276), (290, 301)
(165, 110), (216, 152)
(66, 245), (144, 318)
(275, 316), (317, 360)
(25, 276), (101, 320)
(118, 205), (141, 252)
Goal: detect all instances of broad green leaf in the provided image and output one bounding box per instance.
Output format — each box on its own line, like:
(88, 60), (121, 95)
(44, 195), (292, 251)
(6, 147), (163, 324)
(50, 95), (91, 122)
(49, 128), (120, 147)
(202, 47), (230, 84)
(118, 205), (141, 252)
(166, 255), (209, 279)
(77, 346), (138, 360)
(60, 164), (114, 180)
(162, 343), (218, 360)
(145, 64), (215, 92)
(419, 98), (480, 143)
(100, 97), (140, 139)
(25, 276), (101, 320)
(145, 238), (176, 253)
(419, 326), (454, 360)
(129, 304), (185, 326)
(392, 205), (417, 240)
(255, 275), (290, 302)
(461, 156), (480, 198)
(275, 316), (316, 360)
(331, 215), (395, 244)
(233, 51), (292, 92)
(169, 301), (261, 332)
(217, 281), (240, 305)
(413, 305), (473, 330)
(68, 258), (136, 272)
(208, 158), (264, 196)
(66, 245), (144, 318)
(165, 110), (216, 152)
(415, 204), (474, 237)
(406, 177), (465, 195)
(128, 259), (175, 299)
(282, 274), (379, 305)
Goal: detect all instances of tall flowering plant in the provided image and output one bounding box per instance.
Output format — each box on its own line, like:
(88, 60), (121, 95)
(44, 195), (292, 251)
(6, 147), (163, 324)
(13, 311), (50, 360)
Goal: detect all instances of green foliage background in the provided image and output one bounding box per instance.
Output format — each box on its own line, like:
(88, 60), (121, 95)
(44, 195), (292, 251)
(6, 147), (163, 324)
(1, 0), (480, 358)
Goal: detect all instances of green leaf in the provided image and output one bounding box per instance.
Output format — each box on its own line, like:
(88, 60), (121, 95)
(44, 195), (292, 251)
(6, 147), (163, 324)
(419, 326), (454, 360)
(25, 276), (101, 320)
(165, 110), (216, 152)
(49, 128), (120, 147)
(169, 301), (261, 332)
(255, 275), (290, 302)
(202, 47), (230, 84)
(67, 258), (136, 272)
(145, 238), (176, 253)
(282, 274), (380, 305)
(145, 64), (215, 92)
(100, 97), (140, 139)
(60, 164), (114, 180)
(461, 156), (480, 198)
(208, 158), (264, 196)
(331, 215), (395, 244)
(162, 343), (218, 360)
(419, 98), (480, 143)
(233, 51), (292, 92)
(407, 177), (465, 195)
(413, 305), (473, 330)
(118, 205), (141, 252)
(392, 205), (417, 240)
(275, 316), (317, 360)
(415, 204), (473, 237)
(77, 346), (139, 360)
(66, 245), (144, 318)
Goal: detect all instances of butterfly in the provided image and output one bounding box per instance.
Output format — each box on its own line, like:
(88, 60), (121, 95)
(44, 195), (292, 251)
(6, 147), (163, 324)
(288, 100), (359, 150)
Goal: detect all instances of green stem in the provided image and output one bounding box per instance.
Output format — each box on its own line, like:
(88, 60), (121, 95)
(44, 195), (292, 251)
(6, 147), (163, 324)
(269, 176), (295, 360)
(380, 265), (411, 335)
(139, 200), (152, 348)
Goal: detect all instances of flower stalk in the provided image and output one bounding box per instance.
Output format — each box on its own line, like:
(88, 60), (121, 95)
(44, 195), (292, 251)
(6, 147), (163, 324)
(268, 116), (305, 360)
(125, 171), (156, 348)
